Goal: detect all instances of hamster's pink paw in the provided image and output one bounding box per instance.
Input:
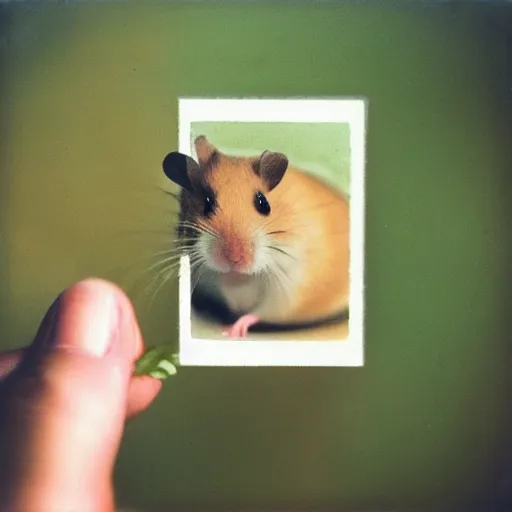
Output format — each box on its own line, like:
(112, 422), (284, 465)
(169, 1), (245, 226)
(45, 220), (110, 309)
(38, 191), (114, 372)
(222, 314), (260, 339)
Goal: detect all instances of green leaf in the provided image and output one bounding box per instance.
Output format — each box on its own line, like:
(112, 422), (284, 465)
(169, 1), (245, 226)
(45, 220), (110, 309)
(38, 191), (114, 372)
(134, 345), (179, 381)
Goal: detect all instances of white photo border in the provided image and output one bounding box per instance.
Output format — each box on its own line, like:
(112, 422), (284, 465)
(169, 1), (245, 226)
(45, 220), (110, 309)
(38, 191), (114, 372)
(177, 97), (366, 367)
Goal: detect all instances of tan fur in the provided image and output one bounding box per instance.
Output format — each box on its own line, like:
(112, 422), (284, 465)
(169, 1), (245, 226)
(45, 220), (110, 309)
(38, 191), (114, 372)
(203, 151), (350, 324)
(270, 167), (349, 322)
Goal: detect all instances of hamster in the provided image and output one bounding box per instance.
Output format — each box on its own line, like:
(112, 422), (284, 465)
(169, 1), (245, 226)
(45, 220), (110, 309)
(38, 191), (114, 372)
(162, 136), (350, 338)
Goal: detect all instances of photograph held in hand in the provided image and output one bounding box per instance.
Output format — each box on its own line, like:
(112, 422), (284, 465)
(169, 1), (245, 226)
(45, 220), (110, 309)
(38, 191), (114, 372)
(162, 98), (366, 367)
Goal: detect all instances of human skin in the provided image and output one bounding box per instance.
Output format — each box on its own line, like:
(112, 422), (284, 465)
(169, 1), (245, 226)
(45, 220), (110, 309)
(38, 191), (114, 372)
(0, 278), (162, 512)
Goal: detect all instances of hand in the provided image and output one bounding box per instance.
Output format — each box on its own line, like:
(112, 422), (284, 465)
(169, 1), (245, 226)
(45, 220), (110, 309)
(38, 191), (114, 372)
(0, 278), (162, 512)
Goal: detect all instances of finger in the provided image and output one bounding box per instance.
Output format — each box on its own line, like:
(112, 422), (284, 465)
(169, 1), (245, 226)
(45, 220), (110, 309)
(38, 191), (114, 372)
(0, 351), (163, 420)
(126, 375), (163, 418)
(0, 349), (22, 381)
(0, 278), (158, 511)
(0, 278), (146, 385)
(33, 278), (142, 360)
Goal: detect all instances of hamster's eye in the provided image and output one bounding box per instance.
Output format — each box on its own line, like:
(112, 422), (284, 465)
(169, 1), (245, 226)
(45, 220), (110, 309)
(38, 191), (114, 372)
(204, 195), (216, 217)
(254, 191), (271, 216)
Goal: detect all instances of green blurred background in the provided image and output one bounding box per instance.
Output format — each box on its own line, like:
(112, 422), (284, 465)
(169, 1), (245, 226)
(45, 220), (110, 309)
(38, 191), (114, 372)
(1, 1), (512, 510)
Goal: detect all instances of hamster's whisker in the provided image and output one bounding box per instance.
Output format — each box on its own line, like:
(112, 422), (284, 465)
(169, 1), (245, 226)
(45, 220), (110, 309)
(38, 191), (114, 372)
(190, 259), (209, 293)
(143, 249), (204, 308)
(172, 236), (200, 243)
(188, 253), (205, 268)
(267, 263), (291, 303)
(176, 224), (202, 236)
(271, 221), (308, 237)
(178, 220), (219, 240)
(115, 237), (192, 303)
(196, 224), (220, 240)
(275, 261), (293, 299)
(179, 235), (195, 246)
(147, 264), (176, 309)
(174, 240), (201, 252)
(140, 246), (197, 293)
(186, 246), (207, 282)
(151, 246), (191, 259)
(145, 253), (183, 274)
(262, 248), (293, 302)
(177, 220), (200, 227)
(266, 245), (297, 261)
(186, 250), (205, 270)
(185, 243), (203, 258)
(130, 257), (180, 299)
(143, 265), (180, 303)
(157, 186), (181, 203)
(139, 270), (164, 308)
(177, 220), (204, 231)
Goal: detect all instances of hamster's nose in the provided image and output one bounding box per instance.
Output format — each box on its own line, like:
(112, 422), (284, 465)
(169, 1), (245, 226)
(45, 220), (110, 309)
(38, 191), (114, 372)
(223, 243), (243, 264)
(222, 237), (253, 269)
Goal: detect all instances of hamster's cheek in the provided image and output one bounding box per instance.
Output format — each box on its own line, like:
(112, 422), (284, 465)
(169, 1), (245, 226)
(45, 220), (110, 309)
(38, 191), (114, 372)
(249, 232), (270, 274)
(196, 232), (214, 262)
(197, 232), (229, 273)
(209, 239), (227, 269)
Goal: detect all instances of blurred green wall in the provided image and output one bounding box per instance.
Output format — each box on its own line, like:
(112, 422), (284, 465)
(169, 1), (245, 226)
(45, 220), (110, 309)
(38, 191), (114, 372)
(1, 1), (511, 510)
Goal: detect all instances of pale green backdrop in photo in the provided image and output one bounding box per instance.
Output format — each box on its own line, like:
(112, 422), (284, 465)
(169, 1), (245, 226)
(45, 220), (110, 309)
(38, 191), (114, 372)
(1, 1), (512, 511)
(190, 121), (352, 194)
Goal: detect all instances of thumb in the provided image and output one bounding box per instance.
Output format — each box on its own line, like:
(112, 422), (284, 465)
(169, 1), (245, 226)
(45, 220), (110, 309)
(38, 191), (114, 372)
(0, 279), (145, 511)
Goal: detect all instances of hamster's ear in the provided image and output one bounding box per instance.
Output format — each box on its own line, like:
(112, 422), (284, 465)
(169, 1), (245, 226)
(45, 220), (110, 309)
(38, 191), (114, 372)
(253, 150), (289, 191)
(162, 152), (199, 191)
(194, 136), (219, 167)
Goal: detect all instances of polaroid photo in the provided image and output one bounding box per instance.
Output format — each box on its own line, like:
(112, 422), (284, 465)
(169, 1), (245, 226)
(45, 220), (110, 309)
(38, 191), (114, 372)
(168, 97), (366, 367)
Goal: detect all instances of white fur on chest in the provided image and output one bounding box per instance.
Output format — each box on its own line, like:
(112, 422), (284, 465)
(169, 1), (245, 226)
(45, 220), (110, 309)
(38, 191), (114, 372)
(193, 270), (295, 323)
(221, 275), (296, 323)
(219, 276), (262, 313)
